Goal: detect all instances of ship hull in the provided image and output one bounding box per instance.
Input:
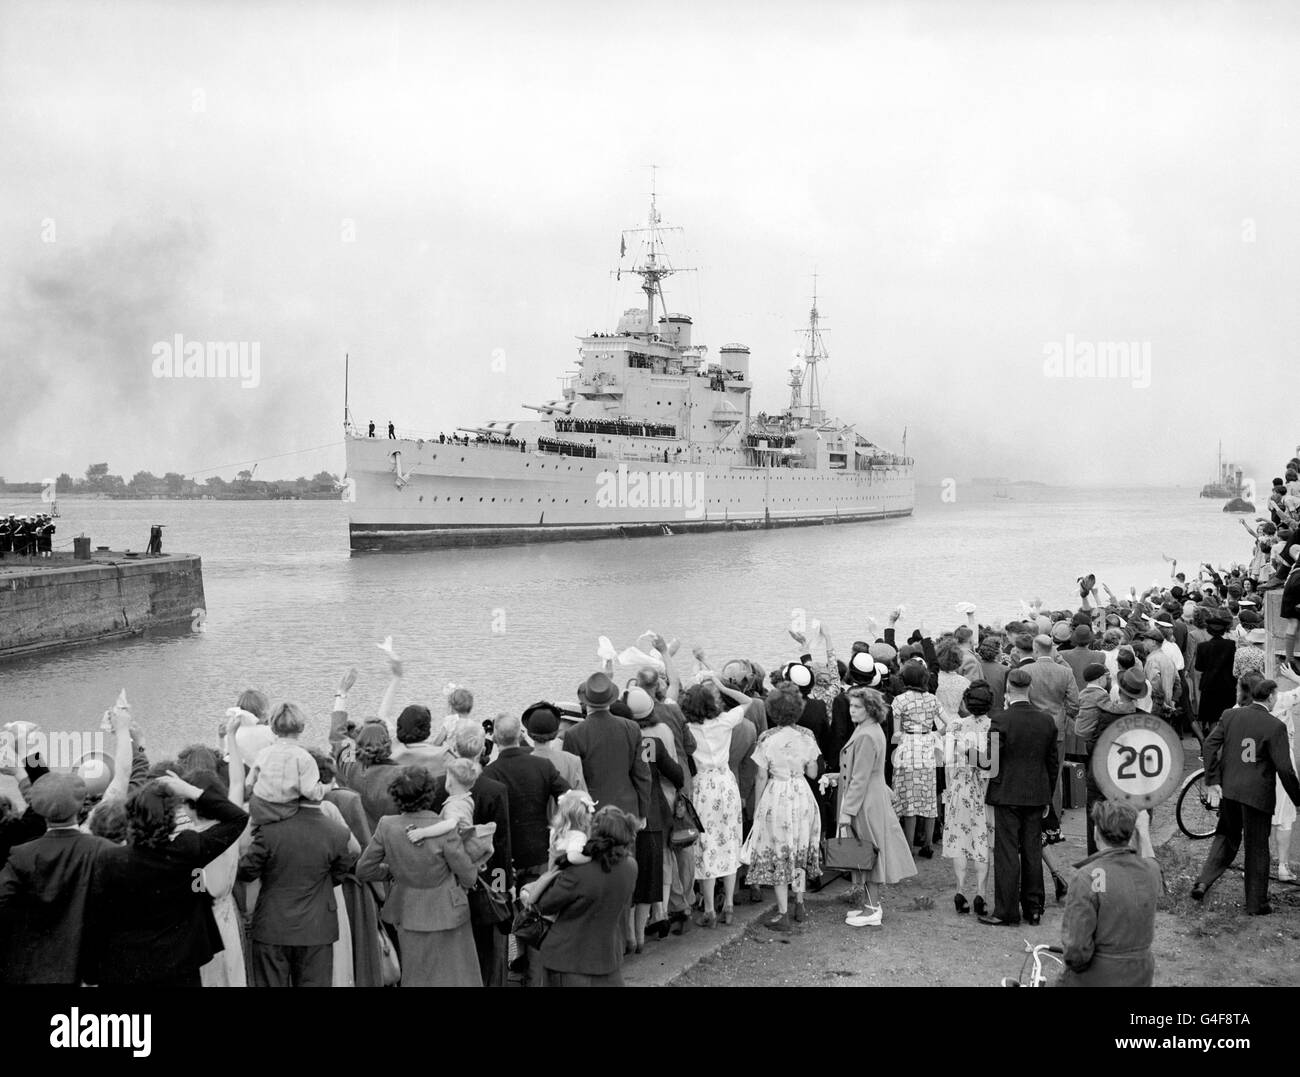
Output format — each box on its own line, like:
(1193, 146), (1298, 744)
(345, 436), (914, 552)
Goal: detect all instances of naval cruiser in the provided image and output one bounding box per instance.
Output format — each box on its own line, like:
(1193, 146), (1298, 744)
(344, 192), (915, 550)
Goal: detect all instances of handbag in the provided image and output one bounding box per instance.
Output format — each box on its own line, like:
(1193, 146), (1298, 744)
(366, 881), (402, 986)
(822, 824), (877, 872)
(468, 869), (515, 929)
(669, 793), (704, 849)
(511, 903), (552, 949)
(376, 922), (402, 986)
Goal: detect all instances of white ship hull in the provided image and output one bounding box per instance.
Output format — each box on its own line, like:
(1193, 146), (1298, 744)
(346, 435), (914, 551)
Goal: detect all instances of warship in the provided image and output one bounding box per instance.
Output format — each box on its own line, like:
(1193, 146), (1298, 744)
(344, 190), (915, 551)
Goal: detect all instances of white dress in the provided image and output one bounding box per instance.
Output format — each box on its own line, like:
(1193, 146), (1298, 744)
(320, 799), (357, 987)
(1273, 689), (1299, 829)
(197, 827), (247, 987)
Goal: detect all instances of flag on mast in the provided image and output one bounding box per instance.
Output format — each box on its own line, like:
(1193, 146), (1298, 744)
(619, 234), (626, 257)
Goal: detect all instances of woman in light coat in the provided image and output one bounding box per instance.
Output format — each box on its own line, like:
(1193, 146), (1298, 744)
(826, 687), (916, 927)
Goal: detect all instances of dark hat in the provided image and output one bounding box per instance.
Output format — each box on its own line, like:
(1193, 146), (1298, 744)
(27, 773), (86, 824)
(522, 703), (560, 739)
(1071, 625), (1094, 646)
(395, 704), (432, 745)
(583, 672), (618, 706)
(1238, 609), (1262, 627)
(1082, 662), (1109, 683)
(963, 681), (995, 715)
(1007, 668), (1033, 690)
(1117, 668), (1149, 699)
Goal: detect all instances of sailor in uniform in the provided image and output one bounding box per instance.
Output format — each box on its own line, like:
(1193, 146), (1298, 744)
(37, 514), (55, 557)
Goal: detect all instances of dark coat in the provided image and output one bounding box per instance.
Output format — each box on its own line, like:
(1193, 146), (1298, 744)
(0, 827), (112, 984)
(536, 856), (639, 975)
(1204, 703), (1300, 815)
(561, 711), (652, 818)
(432, 770), (512, 889)
(1194, 636), (1237, 725)
(237, 804), (356, 947)
(985, 701), (1059, 808)
(484, 747), (570, 870)
(1060, 847), (1161, 986)
(87, 789), (248, 985)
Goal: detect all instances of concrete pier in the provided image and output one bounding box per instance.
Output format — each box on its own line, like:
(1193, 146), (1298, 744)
(0, 552), (206, 660)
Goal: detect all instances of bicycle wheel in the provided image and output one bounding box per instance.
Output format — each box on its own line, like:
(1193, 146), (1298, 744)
(1176, 769), (1219, 839)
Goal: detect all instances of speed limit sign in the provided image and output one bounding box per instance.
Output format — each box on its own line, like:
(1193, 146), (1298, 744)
(1092, 714), (1184, 808)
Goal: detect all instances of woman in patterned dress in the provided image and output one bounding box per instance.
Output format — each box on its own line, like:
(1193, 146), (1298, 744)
(942, 681), (993, 916)
(681, 674), (753, 927)
(741, 684), (822, 933)
(1272, 670), (1300, 880)
(891, 662), (943, 857)
(1233, 627), (1268, 680)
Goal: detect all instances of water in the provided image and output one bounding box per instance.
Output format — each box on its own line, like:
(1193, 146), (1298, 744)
(0, 486), (1250, 758)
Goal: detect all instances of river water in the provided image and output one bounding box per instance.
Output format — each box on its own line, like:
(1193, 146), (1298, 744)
(0, 486), (1251, 757)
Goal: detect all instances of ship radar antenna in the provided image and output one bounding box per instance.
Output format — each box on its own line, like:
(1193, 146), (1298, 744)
(616, 166), (695, 338)
(795, 271), (830, 424)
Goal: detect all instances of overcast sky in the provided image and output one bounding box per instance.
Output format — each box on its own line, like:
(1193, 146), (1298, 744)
(2, 0), (1297, 487)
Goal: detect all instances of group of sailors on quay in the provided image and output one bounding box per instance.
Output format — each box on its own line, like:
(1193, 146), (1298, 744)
(0, 514), (56, 558)
(554, 417), (676, 439)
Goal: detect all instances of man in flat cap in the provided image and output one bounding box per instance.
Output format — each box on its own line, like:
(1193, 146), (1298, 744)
(0, 773), (111, 984)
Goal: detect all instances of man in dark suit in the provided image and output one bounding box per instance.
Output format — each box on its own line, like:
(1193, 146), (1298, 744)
(430, 718), (512, 987)
(981, 667), (1058, 927)
(238, 803), (356, 986)
(1193, 677), (1300, 914)
(562, 672), (651, 822)
(484, 714), (570, 880)
(0, 774), (110, 984)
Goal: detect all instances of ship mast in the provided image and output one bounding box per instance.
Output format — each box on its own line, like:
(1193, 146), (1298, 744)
(798, 273), (830, 425)
(620, 167), (692, 338)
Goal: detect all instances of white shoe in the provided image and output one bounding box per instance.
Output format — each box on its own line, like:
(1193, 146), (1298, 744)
(846, 906), (882, 928)
(858, 904), (883, 927)
(1279, 866), (1296, 882)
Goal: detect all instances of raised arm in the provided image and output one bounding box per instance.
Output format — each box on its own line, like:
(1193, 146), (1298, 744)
(377, 658), (403, 733)
(100, 703), (135, 807)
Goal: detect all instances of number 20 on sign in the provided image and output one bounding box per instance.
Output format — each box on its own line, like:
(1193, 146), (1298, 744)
(1092, 714), (1184, 809)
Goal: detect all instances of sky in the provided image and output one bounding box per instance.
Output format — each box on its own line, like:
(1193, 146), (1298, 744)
(1, 0), (1298, 487)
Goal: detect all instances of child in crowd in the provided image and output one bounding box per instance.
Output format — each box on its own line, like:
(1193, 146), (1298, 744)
(247, 702), (324, 824)
(403, 758), (495, 866)
(519, 789), (597, 908)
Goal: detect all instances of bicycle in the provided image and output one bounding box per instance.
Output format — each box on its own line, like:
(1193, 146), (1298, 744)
(1175, 767), (1220, 840)
(999, 941), (1064, 987)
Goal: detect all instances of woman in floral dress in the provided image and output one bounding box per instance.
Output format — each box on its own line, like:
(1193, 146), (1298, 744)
(741, 684), (822, 933)
(943, 681), (994, 916)
(682, 674), (753, 927)
(891, 662), (943, 857)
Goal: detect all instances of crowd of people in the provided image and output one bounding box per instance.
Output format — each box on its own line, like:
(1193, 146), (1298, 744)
(0, 513), (56, 559)
(2, 454), (1299, 988)
(536, 436), (596, 459)
(554, 417), (675, 439)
